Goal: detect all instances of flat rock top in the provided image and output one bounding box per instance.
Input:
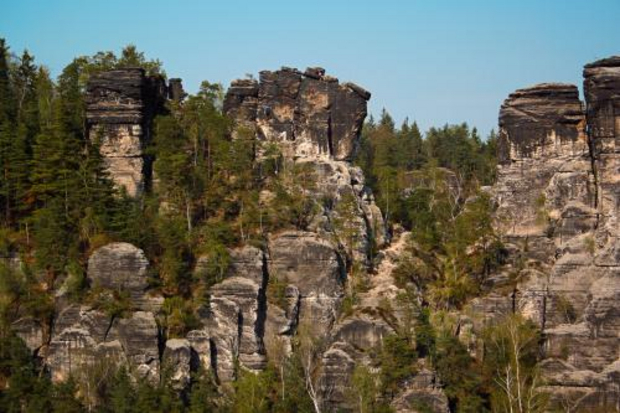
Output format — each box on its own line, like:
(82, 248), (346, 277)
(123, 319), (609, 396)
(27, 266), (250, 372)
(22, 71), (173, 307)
(504, 83), (580, 102)
(584, 55), (620, 69)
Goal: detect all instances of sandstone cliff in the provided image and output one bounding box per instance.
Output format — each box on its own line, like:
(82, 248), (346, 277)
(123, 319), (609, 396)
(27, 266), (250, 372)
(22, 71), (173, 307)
(12, 57), (620, 413)
(86, 68), (170, 197)
(472, 56), (620, 411)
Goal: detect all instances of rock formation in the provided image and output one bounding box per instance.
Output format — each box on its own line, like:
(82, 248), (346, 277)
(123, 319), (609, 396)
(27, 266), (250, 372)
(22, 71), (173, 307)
(85, 68), (168, 197)
(224, 67), (386, 267)
(46, 243), (162, 383)
(223, 67), (370, 161)
(18, 57), (620, 412)
(472, 56), (620, 411)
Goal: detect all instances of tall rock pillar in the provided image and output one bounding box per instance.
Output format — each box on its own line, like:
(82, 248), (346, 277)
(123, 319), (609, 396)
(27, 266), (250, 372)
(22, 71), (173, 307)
(86, 68), (166, 197)
(584, 56), (620, 238)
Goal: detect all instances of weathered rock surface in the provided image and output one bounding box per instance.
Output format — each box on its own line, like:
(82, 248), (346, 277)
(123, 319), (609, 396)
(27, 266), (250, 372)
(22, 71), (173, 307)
(496, 83), (592, 246)
(188, 246), (268, 382)
(479, 56), (620, 411)
(87, 242), (162, 311)
(224, 67), (370, 161)
(268, 231), (344, 337)
(86, 68), (168, 196)
(391, 368), (450, 413)
(163, 338), (192, 391)
(168, 78), (186, 102)
(33, 60), (620, 412)
(47, 306), (160, 383)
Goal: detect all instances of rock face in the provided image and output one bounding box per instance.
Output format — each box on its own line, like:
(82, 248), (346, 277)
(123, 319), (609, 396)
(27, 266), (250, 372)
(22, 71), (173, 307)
(163, 339), (192, 391)
(86, 68), (168, 197)
(224, 67), (387, 269)
(268, 231), (345, 336)
(480, 57), (620, 411)
(224, 67), (370, 161)
(87, 242), (162, 311)
(47, 307), (160, 383)
(34, 60), (620, 412)
(188, 246), (268, 382)
(496, 83), (593, 251)
(47, 242), (162, 384)
(584, 57), (620, 239)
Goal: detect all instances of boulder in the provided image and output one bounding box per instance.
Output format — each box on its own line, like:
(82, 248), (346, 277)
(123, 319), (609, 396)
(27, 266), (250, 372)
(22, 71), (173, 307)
(87, 242), (162, 311)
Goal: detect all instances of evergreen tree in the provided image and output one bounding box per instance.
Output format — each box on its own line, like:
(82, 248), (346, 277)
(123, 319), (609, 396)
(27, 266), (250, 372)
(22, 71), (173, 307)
(0, 39), (16, 225)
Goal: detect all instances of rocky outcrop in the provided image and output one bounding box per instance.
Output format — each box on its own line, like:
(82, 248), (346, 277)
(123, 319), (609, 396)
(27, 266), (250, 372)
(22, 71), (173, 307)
(47, 243), (162, 384)
(188, 246), (268, 382)
(495, 83), (593, 251)
(225, 67), (386, 269)
(87, 242), (162, 311)
(168, 78), (186, 102)
(47, 307), (160, 383)
(584, 57), (620, 239)
(268, 231), (344, 337)
(391, 368), (450, 413)
(224, 67), (370, 161)
(479, 56), (620, 412)
(86, 68), (168, 197)
(163, 338), (192, 391)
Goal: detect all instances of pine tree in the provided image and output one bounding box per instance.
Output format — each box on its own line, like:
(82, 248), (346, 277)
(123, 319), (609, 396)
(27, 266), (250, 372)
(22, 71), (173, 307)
(0, 39), (16, 226)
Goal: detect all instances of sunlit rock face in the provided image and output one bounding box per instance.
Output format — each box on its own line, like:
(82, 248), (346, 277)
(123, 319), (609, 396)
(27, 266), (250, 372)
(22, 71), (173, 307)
(85, 68), (168, 196)
(584, 56), (620, 240)
(46, 242), (162, 384)
(496, 83), (593, 247)
(472, 57), (620, 412)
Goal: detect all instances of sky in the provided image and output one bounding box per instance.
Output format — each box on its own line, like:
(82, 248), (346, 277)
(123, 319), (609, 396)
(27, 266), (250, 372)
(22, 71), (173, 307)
(2, 0), (620, 137)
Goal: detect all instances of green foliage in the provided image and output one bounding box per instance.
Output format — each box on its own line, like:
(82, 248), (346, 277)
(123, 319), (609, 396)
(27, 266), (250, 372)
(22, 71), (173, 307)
(555, 294), (577, 324)
(161, 296), (201, 339)
(357, 113), (497, 228)
(230, 368), (276, 413)
(0, 260), (53, 333)
(394, 174), (504, 310)
(188, 369), (218, 413)
(347, 365), (393, 413)
(88, 287), (133, 319)
(0, 334), (55, 412)
(434, 333), (488, 412)
(266, 274), (288, 310)
(0, 39), (509, 412)
(378, 333), (417, 399)
(414, 308), (436, 358)
(482, 314), (548, 413)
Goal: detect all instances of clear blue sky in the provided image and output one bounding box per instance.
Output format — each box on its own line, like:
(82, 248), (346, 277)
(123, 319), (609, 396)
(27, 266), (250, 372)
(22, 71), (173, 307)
(3, 0), (620, 137)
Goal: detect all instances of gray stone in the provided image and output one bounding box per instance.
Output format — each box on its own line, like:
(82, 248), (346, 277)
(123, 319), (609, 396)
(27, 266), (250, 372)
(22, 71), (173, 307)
(87, 242), (162, 311)
(86, 68), (167, 196)
(163, 338), (192, 391)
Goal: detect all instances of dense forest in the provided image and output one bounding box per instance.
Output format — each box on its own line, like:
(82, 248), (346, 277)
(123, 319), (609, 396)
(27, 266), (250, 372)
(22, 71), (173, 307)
(0, 39), (549, 413)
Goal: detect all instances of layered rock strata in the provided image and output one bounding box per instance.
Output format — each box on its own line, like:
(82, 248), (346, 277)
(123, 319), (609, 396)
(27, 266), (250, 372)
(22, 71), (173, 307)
(85, 68), (169, 197)
(473, 57), (620, 412)
(223, 67), (370, 161)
